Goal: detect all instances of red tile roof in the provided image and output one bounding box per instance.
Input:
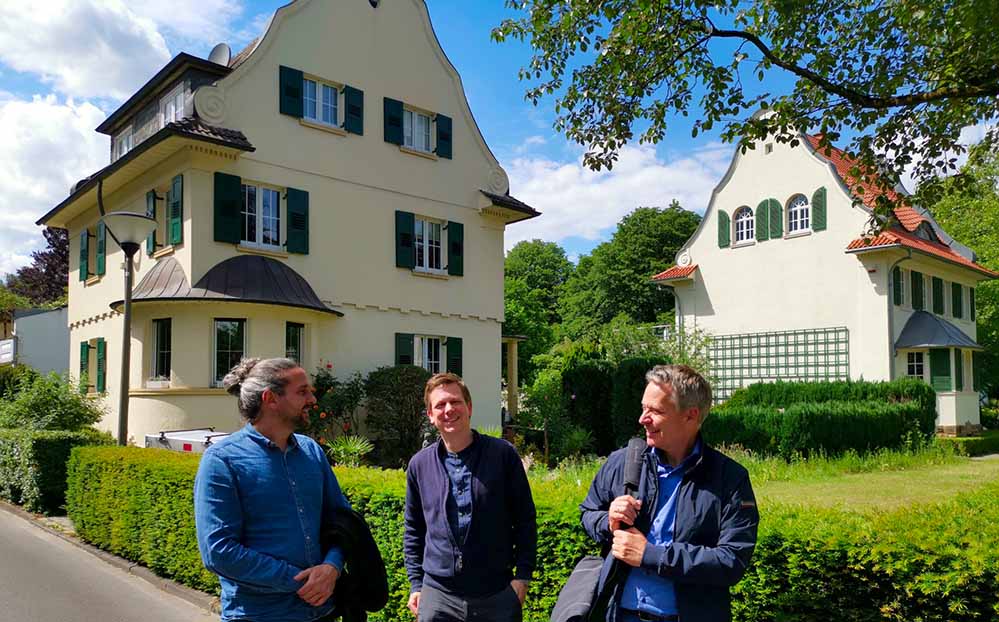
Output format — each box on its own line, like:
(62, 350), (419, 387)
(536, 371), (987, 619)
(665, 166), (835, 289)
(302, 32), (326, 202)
(651, 264), (698, 282)
(804, 135), (927, 232)
(847, 227), (998, 278)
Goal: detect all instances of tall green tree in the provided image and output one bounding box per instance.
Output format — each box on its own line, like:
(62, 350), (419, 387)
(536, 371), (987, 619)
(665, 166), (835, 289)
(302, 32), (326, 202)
(505, 240), (574, 323)
(921, 144), (999, 397)
(5, 227), (69, 306)
(559, 203), (700, 338)
(494, 0), (999, 224)
(503, 276), (555, 386)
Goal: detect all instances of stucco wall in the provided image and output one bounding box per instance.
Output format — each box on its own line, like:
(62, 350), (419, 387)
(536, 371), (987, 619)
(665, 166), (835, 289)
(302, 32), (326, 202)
(14, 308), (69, 375)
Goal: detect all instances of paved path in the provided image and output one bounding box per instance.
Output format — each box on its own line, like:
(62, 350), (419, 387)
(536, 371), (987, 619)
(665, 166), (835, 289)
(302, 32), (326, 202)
(0, 508), (214, 622)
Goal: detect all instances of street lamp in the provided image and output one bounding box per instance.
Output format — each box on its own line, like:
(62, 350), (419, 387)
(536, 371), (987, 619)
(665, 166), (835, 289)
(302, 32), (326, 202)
(101, 211), (157, 446)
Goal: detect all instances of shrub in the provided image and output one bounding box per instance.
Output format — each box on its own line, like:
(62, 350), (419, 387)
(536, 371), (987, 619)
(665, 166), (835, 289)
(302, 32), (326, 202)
(364, 365), (432, 467)
(610, 356), (671, 446)
(562, 359), (614, 454)
(0, 428), (111, 514)
(0, 364), (38, 400)
(309, 367), (366, 441)
(0, 372), (104, 431)
(936, 429), (999, 457)
(324, 434), (374, 467)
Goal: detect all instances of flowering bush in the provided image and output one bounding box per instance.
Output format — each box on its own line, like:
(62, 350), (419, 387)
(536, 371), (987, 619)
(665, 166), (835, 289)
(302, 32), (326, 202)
(303, 363), (365, 444)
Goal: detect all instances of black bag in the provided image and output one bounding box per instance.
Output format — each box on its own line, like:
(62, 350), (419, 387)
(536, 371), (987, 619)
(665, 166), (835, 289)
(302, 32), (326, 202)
(549, 555), (603, 622)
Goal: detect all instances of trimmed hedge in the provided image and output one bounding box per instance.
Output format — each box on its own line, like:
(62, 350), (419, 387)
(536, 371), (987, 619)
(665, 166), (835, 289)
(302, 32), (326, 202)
(0, 428), (111, 514)
(703, 400), (926, 458)
(937, 429), (999, 457)
(562, 360), (614, 454)
(66, 446), (999, 621)
(610, 357), (671, 446)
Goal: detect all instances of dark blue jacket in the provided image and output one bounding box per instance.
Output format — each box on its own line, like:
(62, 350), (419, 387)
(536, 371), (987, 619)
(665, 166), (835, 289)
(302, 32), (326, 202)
(404, 432), (537, 597)
(580, 440), (759, 622)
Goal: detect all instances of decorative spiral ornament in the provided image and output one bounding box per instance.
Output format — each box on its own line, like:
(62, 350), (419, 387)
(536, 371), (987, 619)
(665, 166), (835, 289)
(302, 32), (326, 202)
(677, 251), (692, 267)
(194, 85), (226, 125)
(488, 167), (509, 194)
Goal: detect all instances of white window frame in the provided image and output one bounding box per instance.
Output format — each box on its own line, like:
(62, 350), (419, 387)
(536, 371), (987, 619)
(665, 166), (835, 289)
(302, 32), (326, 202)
(240, 183), (282, 250)
(414, 216), (445, 273)
(906, 351), (925, 379)
(403, 108), (433, 152)
(415, 335), (443, 374)
(787, 194), (811, 234)
(213, 318), (246, 386)
(303, 77), (339, 127)
(160, 84), (185, 126)
(113, 126), (133, 161)
(733, 207), (754, 244)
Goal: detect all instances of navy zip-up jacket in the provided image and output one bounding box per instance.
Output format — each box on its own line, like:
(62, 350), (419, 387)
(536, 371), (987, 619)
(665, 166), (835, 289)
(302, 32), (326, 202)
(404, 432), (537, 597)
(580, 439), (759, 622)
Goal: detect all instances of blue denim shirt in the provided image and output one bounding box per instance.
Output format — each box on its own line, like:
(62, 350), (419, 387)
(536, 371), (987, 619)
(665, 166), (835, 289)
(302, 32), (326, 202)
(620, 442), (702, 617)
(194, 423), (350, 622)
(444, 444), (475, 544)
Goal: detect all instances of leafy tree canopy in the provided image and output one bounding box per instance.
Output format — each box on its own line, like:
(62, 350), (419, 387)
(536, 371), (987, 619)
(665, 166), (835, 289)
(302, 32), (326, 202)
(505, 239), (574, 323)
(503, 276), (556, 385)
(494, 0), (999, 223)
(5, 227), (69, 306)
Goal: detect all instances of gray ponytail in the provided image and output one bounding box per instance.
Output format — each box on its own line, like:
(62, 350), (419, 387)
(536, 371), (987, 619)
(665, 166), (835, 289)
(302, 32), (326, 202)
(222, 357), (300, 421)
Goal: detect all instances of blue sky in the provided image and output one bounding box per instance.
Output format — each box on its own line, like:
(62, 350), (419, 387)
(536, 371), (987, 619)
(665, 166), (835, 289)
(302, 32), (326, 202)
(0, 0), (754, 276)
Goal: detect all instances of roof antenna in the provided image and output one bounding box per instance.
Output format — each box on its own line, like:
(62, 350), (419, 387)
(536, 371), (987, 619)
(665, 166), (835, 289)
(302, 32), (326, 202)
(208, 43), (232, 67)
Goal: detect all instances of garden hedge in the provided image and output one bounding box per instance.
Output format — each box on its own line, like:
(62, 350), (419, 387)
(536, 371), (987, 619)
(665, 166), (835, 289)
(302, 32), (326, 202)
(937, 429), (999, 457)
(610, 357), (671, 446)
(67, 446), (999, 621)
(562, 360), (614, 454)
(0, 428), (110, 514)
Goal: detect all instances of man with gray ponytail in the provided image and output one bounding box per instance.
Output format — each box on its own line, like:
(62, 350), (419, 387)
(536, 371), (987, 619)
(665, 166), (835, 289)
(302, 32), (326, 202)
(195, 357), (352, 622)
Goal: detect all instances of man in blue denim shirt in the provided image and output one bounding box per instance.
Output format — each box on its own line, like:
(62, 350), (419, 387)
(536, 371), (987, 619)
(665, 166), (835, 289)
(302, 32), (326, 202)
(195, 358), (351, 622)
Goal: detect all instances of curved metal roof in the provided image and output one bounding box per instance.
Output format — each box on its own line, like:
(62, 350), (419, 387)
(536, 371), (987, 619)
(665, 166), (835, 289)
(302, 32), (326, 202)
(895, 311), (980, 350)
(112, 255), (342, 316)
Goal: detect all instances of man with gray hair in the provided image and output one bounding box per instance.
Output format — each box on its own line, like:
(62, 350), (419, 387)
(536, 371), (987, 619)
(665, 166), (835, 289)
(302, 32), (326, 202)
(195, 357), (352, 622)
(579, 364), (759, 622)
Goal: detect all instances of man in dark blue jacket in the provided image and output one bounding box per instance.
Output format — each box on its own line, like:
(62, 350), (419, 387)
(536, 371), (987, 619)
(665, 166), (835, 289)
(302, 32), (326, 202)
(404, 373), (537, 622)
(580, 365), (759, 622)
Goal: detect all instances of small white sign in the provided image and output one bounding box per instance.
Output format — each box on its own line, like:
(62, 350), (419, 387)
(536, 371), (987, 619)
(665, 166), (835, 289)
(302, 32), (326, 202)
(0, 339), (15, 365)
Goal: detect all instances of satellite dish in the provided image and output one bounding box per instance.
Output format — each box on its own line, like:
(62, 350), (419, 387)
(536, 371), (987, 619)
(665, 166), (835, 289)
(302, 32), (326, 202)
(208, 43), (231, 67)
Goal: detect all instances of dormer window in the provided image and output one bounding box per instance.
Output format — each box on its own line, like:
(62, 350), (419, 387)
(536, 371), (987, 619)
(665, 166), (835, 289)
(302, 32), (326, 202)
(160, 84), (185, 125)
(113, 126), (133, 161)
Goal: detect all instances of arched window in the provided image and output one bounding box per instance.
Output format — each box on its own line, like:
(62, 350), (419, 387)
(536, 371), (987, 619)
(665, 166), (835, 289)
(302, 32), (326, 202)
(734, 206), (754, 243)
(787, 194), (810, 233)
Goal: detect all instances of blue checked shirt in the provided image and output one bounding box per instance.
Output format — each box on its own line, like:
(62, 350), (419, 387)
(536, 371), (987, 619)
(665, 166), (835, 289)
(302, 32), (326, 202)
(195, 424), (350, 622)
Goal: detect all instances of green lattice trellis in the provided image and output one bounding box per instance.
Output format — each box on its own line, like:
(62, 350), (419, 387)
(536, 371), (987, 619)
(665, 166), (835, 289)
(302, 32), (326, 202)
(709, 326), (850, 402)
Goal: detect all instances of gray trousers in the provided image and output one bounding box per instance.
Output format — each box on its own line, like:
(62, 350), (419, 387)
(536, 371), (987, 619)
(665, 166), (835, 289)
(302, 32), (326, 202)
(417, 584), (522, 622)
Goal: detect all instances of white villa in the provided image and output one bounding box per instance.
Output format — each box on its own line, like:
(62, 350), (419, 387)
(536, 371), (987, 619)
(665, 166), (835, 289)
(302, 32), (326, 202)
(653, 132), (995, 435)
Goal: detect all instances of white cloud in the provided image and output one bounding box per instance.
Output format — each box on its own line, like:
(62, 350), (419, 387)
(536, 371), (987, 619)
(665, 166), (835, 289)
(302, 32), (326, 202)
(0, 95), (107, 276)
(502, 141), (732, 250)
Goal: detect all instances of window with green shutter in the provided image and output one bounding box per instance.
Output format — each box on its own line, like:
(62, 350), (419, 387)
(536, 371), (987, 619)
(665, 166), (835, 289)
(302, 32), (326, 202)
(755, 200), (770, 241)
(932, 277), (944, 314)
(446, 336), (462, 376)
(79, 230), (89, 281)
(214, 172), (242, 244)
(95, 338), (107, 393)
(168, 174), (183, 245)
(286, 188), (309, 254)
(395, 333), (414, 365)
(892, 267), (903, 306)
(146, 190), (158, 256)
(96, 221), (106, 276)
(384, 98), (404, 145)
(447, 221), (463, 276)
(952, 283), (963, 319)
(279, 65), (304, 118)
(811, 187), (827, 231)
(768, 198), (783, 239)
(395, 211), (416, 268)
(929, 348), (951, 392)
(435, 114), (452, 159)
(79, 341), (90, 393)
(955, 349), (964, 391)
(717, 210), (730, 248)
(911, 271), (924, 311)
(344, 86), (364, 135)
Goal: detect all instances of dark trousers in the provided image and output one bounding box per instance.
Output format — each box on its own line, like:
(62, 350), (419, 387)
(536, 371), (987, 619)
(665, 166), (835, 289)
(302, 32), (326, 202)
(418, 584), (522, 622)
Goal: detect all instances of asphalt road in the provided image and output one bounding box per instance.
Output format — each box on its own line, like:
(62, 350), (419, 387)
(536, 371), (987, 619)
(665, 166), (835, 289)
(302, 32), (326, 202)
(0, 508), (214, 622)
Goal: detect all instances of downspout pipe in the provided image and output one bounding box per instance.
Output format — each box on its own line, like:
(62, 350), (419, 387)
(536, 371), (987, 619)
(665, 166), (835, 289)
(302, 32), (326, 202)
(886, 249), (913, 379)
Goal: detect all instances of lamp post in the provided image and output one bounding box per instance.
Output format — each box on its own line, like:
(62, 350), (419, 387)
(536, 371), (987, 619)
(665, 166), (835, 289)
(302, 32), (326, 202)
(101, 211), (157, 446)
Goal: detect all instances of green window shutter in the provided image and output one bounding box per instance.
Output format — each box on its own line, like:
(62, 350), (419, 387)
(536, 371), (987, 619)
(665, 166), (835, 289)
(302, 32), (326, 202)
(911, 271), (924, 311)
(446, 336), (463, 376)
(717, 210), (730, 248)
(812, 187), (827, 231)
(79, 231), (89, 281)
(214, 172), (242, 244)
(96, 221), (106, 276)
(146, 190), (157, 256)
(768, 198), (783, 239)
(168, 174), (183, 245)
(755, 200), (769, 241)
(955, 349), (964, 391)
(383, 97), (404, 145)
(395, 210), (416, 268)
(971, 288), (976, 321)
(395, 333), (414, 365)
(932, 277), (944, 314)
(447, 221), (464, 276)
(344, 86), (364, 135)
(929, 348), (951, 392)
(286, 188), (309, 254)
(435, 114), (452, 159)
(279, 66), (303, 118)
(95, 338), (107, 394)
(952, 283), (963, 319)
(892, 267), (903, 306)
(79, 341), (90, 393)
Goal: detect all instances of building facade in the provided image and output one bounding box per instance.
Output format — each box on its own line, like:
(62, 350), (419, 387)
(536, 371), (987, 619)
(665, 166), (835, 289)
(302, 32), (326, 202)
(38, 0), (538, 442)
(653, 133), (995, 435)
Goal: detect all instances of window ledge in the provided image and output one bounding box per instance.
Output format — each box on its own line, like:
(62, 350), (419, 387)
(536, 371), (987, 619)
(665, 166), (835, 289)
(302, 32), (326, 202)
(784, 229), (812, 240)
(732, 240), (756, 248)
(237, 244), (289, 259)
(300, 118), (347, 136)
(412, 269), (449, 280)
(130, 387), (228, 396)
(85, 275), (102, 286)
(152, 245), (175, 259)
(145, 379), (171, 389)
(400, 146), (438, 161)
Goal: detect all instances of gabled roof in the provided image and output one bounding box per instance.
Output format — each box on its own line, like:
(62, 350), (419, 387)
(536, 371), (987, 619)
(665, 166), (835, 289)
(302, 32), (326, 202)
(846, 226), (998, 278)
(895, 311), (982, 350)
(651, 264), (698, 282)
